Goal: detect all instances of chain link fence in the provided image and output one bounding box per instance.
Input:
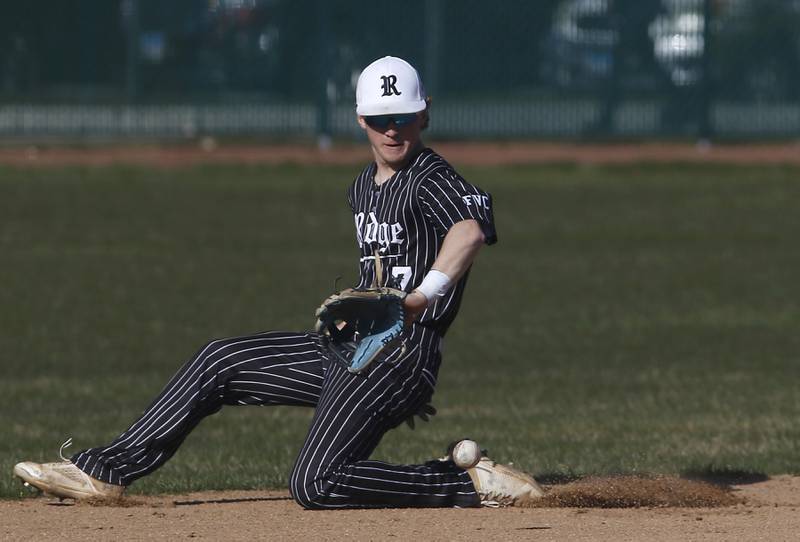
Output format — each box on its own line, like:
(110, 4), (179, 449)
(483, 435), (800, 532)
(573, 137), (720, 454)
(1, 0), (798, 139)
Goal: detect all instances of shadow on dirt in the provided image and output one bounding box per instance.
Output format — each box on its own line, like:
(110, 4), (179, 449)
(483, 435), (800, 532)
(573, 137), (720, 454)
(173, 495), (293, 506)
(680, 467), (769, 487)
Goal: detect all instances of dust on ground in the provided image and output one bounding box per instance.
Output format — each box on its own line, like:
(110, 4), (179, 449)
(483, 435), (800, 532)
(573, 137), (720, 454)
(0, 141), (799, 168)
(525, 475), (742, 509)
(4, 475), (799, 541)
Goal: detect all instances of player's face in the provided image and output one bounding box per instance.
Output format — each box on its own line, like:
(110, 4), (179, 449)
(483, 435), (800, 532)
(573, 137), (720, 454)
(358, 112), (425, 171)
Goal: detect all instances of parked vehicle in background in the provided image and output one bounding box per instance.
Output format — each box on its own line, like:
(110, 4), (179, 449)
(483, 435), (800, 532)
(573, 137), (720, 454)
(539, 0), (686, 92)
(541, 0), (800, 102)
(539, 0), (617, 90)
(648, 0), (704, 87)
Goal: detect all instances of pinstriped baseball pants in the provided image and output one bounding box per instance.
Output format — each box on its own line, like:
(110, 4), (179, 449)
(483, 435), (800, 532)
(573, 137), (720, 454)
(71, 328), (480, 508)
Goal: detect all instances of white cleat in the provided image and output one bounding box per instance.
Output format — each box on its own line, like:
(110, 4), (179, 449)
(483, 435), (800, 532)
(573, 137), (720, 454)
(13, 461), (125, 502)
(466, 456), (545, 507)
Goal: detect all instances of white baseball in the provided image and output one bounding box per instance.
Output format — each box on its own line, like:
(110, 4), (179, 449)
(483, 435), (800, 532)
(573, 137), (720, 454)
(452, 439), (481, 469)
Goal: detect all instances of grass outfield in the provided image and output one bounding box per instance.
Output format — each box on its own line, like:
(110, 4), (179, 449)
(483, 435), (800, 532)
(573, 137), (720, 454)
(1, 162), (798, 498)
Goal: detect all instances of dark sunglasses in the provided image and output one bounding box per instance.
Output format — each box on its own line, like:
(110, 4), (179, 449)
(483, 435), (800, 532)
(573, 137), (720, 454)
(363, 113), (418, 129)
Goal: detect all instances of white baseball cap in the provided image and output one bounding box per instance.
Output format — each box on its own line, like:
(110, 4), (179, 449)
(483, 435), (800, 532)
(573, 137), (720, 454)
(356, 56), (427, 116)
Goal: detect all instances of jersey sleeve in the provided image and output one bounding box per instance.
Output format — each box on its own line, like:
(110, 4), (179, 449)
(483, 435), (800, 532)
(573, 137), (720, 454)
(418, 169), (498, 245)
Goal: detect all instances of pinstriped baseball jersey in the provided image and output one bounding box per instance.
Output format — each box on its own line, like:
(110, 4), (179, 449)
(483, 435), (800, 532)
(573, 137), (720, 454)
(348, 147), (497, 337)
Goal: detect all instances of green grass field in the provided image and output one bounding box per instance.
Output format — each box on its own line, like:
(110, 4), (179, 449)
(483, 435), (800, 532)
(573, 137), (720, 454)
(1, 161), (799, 498)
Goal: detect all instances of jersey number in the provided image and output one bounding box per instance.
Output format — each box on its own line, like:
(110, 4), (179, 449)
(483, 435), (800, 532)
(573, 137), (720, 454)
(391, 266), (413, 290)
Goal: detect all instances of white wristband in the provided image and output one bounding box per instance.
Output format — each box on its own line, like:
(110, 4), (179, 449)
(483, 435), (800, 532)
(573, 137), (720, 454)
(414, 270), (452, 305)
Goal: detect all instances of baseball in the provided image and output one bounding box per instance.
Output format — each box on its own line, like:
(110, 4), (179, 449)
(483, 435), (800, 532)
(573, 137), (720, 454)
(452, 439), (481, 469)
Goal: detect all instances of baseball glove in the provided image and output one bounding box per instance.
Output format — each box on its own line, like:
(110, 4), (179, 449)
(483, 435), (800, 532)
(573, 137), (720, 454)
(315, 287), (407, 373)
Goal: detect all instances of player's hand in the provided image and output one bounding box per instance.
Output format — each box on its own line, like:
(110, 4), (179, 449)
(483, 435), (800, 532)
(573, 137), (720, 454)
(404, 291), (428, 326)
(404, 402), (437, 430)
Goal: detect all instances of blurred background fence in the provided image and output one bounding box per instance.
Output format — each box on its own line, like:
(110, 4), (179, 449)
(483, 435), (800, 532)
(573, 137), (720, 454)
(1, 0), (799, 140)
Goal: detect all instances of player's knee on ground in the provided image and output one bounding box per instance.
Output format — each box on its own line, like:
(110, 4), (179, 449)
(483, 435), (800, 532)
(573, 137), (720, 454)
(289, 472), (327, 509)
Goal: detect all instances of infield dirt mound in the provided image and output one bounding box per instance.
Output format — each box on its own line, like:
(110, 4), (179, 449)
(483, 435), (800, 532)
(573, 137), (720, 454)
(531, 475), (741, 508)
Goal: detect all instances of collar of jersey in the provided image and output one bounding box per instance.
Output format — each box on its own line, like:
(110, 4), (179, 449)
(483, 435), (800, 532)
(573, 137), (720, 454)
(371, 147), (431, 189)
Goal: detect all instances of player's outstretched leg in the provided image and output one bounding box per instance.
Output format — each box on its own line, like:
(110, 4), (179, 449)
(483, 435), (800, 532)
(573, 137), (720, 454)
(14, 331), (327, 501)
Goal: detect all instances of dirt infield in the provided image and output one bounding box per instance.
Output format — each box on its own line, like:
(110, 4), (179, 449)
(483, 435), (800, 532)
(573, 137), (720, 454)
(1, 140), (799, 167)
(4, 475), (799, 541)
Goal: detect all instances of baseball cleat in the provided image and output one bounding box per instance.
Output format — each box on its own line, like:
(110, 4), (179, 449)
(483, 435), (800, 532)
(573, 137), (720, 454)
(13, 461), (125, 502)
(466, 456), (545, 507)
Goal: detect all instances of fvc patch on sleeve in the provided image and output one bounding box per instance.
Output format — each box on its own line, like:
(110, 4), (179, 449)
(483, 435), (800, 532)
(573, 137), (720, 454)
(418, 170), (498, 245)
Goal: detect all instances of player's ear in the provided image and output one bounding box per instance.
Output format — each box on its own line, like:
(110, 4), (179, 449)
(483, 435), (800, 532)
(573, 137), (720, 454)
(419, 110), (429, 131)
(357, 116), (368, 130)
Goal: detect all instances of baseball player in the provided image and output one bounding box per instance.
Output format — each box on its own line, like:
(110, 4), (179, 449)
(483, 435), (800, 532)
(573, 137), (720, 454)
(14, 56), (543, 508)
